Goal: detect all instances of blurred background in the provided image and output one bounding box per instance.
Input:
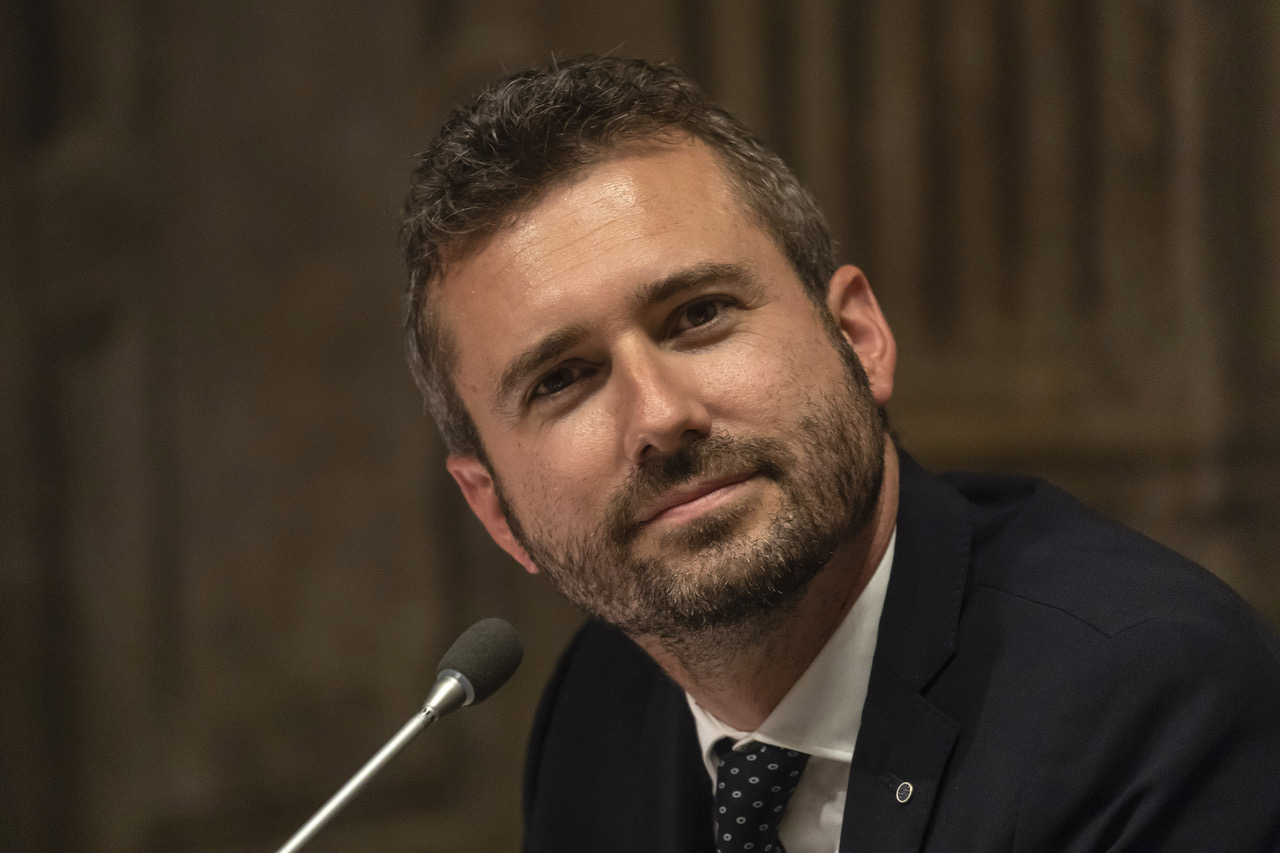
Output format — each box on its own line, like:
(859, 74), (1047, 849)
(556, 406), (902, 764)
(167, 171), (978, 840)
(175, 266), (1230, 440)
(3, 1), (1277, 851)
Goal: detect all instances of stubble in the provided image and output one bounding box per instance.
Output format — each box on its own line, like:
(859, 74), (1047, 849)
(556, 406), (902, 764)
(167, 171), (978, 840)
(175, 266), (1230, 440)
(496, 338), (886, 653)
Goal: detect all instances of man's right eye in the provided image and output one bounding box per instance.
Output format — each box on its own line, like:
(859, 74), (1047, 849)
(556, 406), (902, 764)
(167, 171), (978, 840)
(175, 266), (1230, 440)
(530, 364), (586, 402)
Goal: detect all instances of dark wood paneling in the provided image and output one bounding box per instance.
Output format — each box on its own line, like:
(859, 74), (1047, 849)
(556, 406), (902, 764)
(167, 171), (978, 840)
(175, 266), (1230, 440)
(3, 2), (1277, 850)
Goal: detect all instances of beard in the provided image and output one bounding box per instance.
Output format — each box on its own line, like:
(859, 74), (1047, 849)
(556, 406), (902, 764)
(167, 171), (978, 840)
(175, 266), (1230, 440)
(495, 337), (886, 644)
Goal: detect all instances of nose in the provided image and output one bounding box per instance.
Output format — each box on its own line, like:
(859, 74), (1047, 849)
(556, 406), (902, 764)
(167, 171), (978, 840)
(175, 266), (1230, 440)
(618, 347), (711, 464)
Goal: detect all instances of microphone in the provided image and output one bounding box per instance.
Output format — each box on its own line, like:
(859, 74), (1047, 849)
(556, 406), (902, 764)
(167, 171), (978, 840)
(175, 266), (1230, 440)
(275, 618), (523, 853)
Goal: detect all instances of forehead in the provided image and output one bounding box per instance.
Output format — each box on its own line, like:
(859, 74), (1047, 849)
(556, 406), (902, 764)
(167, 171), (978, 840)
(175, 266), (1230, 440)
(455, 140), (756, 285)
(434, 140), (786, 398)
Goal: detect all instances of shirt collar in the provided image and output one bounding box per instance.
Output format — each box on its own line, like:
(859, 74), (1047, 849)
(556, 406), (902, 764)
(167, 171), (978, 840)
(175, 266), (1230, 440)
(687, 529), (896, 771)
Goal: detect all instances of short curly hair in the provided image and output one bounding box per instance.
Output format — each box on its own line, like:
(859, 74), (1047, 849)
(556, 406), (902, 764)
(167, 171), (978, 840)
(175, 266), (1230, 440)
(401, 56), (837, 457)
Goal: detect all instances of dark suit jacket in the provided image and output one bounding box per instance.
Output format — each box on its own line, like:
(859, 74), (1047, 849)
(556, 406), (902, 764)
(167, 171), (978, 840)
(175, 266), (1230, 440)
(523, 455), (1280, 851)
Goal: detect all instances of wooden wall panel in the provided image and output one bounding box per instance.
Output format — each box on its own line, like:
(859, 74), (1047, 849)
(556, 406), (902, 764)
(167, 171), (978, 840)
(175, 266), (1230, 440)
(3, 2), (1277, 851)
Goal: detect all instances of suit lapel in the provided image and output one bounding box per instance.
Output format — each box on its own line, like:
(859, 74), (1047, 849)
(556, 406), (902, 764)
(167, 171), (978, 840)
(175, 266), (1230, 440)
(839, 453), (972, 851)
(840, 664), (960, 851)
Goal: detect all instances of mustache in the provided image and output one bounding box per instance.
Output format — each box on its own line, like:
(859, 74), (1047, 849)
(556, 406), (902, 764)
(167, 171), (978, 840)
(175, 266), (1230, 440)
(604, 434), (794, 545)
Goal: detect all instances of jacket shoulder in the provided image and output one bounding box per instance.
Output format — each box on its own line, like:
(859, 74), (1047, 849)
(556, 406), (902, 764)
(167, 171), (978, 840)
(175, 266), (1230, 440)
(911, 467), (1280, 849)
(942, 469), (1276, 644)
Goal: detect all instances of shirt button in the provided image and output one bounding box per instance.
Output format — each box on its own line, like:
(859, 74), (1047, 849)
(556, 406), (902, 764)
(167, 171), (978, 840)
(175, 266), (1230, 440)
(896, 781), (913, 803)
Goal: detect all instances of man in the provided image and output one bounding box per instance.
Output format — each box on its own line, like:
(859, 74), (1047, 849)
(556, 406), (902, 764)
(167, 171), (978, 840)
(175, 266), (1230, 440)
(400, 57), (1280, 852)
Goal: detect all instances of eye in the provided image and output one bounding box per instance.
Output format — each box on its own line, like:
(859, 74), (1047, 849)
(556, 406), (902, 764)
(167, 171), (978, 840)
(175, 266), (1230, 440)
(529, 362), (592, 402)
(671, 296), (735, 335)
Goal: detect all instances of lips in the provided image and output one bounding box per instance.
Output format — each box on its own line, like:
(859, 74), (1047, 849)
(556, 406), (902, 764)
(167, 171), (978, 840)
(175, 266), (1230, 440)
(638, 471), (757, 524)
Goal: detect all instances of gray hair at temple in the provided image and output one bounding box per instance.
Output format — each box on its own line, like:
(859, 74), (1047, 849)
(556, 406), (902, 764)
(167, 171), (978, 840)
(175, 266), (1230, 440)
(400, 56), (837, 459)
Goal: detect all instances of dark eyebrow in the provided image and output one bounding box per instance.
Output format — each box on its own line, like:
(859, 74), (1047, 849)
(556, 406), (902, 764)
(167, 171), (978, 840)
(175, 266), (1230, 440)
(627, 262), (754, 312)
(496, 324), (592, 410)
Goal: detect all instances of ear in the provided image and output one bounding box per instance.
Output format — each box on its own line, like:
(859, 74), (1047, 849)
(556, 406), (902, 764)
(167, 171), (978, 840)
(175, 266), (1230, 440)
(826, 265), (896, 405)
(446, 455), (540, 574)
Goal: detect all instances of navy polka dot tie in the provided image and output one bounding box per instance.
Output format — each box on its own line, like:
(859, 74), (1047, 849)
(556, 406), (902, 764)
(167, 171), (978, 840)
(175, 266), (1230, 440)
(712, 737), (810, 853)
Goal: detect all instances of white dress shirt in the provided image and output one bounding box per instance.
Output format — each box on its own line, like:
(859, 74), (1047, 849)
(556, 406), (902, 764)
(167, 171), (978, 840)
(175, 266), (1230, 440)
(686, 530), (896, 853)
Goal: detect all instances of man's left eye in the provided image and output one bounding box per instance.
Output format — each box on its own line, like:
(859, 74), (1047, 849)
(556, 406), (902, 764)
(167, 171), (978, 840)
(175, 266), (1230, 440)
(673, 297), (733, 334)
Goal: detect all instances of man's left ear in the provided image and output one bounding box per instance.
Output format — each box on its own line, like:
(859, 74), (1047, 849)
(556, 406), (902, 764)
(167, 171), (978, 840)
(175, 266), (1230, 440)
(826, 265), (896, 405)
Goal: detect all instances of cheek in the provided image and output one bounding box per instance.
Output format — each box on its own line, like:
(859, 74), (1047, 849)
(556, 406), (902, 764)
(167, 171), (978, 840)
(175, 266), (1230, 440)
(502, 411), (618, 515)
(701, 328), (836, 419)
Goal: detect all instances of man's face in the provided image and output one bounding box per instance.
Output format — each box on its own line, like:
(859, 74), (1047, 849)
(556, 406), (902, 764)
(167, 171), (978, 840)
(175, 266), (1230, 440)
(439, 140), (893, 640)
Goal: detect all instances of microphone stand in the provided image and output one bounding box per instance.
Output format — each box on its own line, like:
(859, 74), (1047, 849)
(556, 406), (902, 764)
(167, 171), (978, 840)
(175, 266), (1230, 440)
(274, 674), (471, 853)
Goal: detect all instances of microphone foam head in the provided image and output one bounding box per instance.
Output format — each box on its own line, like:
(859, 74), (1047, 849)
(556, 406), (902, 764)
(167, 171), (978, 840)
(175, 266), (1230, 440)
(437, 618), (523, 705)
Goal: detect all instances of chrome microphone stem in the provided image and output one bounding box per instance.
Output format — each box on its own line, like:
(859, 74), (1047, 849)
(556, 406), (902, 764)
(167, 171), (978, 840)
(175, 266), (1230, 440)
(274, 674), (472, 853)
(424, 670), (473, 716)
(275, 710), (433, 853)
(268, 615), (519, 853)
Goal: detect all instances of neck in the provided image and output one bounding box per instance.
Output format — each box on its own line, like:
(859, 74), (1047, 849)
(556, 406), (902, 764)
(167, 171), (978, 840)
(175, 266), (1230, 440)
(633, 444), (900, 731)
